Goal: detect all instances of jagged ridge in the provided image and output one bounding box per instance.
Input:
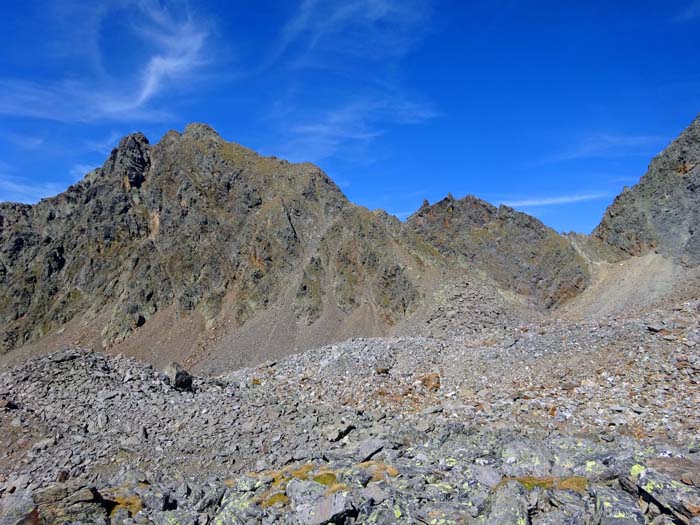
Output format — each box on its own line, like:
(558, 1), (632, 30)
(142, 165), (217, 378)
(3, 115), (700, 367)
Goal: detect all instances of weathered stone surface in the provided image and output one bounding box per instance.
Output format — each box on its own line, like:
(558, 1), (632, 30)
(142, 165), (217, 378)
(633, 468), (700, 523)
(593, 486), (645, 524)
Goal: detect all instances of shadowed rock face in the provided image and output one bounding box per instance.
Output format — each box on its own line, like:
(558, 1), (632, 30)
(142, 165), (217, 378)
(404, 195), (590, 308)
(0, 123), (593, 358)
(595, 116), (700, 265)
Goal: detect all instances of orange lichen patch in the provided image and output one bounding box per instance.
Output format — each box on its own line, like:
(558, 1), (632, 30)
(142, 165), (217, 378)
(498, 476), (588, 493)
(358, 461), (400, 482)
(678, 162), (696, 175)
(418, 372), (441, 392)
(248, 463), (314, 491)
(250, 377), (261, 386)
(324, 483), (350, 496)
(108, 494), (143, 518)
(261, 492), (289, 508)
(290, 464), (314, 481)
(250, 463), (346, 509)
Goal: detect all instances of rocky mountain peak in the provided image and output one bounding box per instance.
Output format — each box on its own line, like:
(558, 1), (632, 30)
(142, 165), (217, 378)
(594, 115), (700, 264)
(405, 194), (589, 308)
(102, 132), (151, 190)
(182, 122), (224, 142)
(4, 117), (700, 370)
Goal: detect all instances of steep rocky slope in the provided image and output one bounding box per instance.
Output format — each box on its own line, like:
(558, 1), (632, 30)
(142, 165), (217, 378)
(0, 125), (424, 361)
(0, 124), (593, 370)
(595, 115), (700, 265)
(405, 195), (590, 308)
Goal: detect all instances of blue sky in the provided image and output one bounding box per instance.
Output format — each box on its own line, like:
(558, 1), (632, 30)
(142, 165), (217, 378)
(1, 1), (699, 232)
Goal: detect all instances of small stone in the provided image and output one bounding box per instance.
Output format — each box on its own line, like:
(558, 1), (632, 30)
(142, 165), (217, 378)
(473, 465), (502, 489)
(31, 437), (56, 452)
(0, 397), (17, 410)
(360, 484), (387, 505)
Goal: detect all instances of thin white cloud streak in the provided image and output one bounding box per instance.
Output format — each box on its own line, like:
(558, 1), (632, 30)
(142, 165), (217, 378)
(268, 0), (436, 164)
(0, 132), (45, 150)
(69, 164), (98, 182)
(542, 134), (662, 163)
(0, 1), (210, 123)
(0, 172), (65, 204)
(277, 96), (438, 163)
(263, 0), (430, 70)
(85, 131), (124, 155)
(500, 193), (612, 207)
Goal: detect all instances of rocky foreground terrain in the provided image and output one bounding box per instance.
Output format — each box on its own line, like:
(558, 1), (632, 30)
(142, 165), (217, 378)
(1, 287), (699, 524)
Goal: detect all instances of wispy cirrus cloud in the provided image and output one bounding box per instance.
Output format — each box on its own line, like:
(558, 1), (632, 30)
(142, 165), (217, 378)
(0, 132), (45, 150)
(85, 131), (124, 155)
(264, 0), (431, 69)
(499, 192), (612, 208)
(0, 1), (212, 123)
(69, 164), (98, 182)
(542, 133), (663, 163)
(0, 167), (65, 204)
(267, 0), (437, 165)
(278, 95), (438, 162)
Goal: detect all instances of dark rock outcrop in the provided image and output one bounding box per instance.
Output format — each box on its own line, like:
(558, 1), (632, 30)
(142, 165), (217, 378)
(405, 194), (591, 308)
(595, 115), (700, 265)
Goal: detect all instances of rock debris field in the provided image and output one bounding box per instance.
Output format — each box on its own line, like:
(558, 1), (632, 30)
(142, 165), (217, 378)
(1, 299), (699, 524)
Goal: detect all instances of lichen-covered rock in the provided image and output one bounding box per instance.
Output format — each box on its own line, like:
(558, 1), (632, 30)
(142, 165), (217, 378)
(632, 468), (700, 524)
(483, 480), (530, 524)
(592, 486), (645, 524)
